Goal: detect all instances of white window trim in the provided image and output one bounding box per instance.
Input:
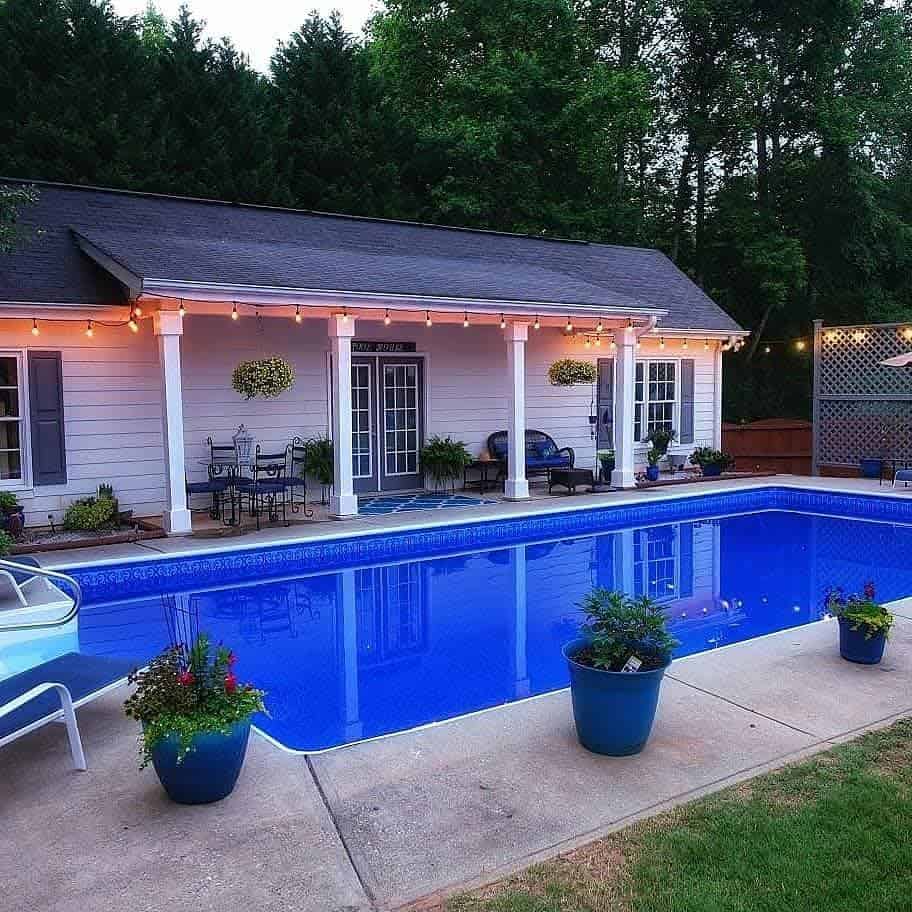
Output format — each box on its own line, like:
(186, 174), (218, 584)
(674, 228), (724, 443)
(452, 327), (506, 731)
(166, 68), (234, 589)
(633, 525), (680, 604)
(633, 358), (680, 447)
(0, 349), (32, 491)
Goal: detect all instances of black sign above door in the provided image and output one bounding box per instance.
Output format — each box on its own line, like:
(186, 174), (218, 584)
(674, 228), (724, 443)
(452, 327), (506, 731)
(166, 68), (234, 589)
(352, 341), (417, 353)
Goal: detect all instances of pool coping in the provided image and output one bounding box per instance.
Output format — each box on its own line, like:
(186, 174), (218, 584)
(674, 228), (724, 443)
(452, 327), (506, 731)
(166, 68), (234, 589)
(40, 475), (912, 571)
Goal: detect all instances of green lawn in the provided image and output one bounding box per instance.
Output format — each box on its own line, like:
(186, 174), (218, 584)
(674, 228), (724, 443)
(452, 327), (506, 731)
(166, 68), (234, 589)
(445, 719), (912, 912)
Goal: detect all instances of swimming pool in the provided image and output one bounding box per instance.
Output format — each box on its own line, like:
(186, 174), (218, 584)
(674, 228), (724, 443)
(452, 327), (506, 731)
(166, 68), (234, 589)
(20, 486), (912, 751)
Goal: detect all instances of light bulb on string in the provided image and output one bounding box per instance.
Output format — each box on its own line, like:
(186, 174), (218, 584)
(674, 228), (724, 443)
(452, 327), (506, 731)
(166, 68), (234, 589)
(596, 319), (604, 333)
(795, 339), (806, 351)
(294, 305), (302, 324)
(463, 312), (470, 328)
(499, 314), (507, 329)
(231, 302), (239, 321)
(763, 345), (771, 355)
(128, 318), (139, 333)
(342, 309), (349, 323)
(178, 299), (186, 318)
(594, 336), (602, 347)
(533, 316), (540, 330)
(565, 318), (573, 333)
(584, 338), (591, 349)
(31, 318), (39, 336)
(384, 308), (391, 326)
(425, 310), (433, 327)
(610, 336), (617, 351)
(703, 339), (709, 351)
(133, 305), (142, 318)
(682, 338), (689, 350)
(659, 337), (666, 349)
(85, 320), (93, 338)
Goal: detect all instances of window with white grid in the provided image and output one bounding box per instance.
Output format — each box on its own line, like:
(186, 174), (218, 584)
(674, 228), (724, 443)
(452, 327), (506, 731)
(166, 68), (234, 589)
(633, 527), (678, 602)
(634, 361), (676, 443)
(0, 354), (26, 484)
(351, 363), (372, 478)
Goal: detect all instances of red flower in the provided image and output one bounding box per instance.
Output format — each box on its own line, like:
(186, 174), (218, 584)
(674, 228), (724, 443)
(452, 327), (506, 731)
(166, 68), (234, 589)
(178, 671), (195, 686)
(227, 651), (237, 667)
(224, 673), (237, 694)
(863, 581), (876, 600)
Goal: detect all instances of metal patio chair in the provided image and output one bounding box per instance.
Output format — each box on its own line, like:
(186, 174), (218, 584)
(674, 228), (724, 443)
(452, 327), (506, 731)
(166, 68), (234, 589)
(235, 446), (289, 530)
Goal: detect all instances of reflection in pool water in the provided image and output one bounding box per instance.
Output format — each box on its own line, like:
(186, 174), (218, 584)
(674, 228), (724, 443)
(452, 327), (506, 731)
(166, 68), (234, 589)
(26, 509), (912, 750)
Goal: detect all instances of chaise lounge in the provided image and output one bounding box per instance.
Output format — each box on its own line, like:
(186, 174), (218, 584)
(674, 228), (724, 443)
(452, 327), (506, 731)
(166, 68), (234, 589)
(487, 430), (575, 481)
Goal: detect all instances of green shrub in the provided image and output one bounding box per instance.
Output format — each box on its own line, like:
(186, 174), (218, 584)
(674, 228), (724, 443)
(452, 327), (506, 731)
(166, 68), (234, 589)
(302, 435), (333, 486)
(0, 529), (13, 555)
(0, 491), (19, 511)
(690, 446), (735, 470)
(63, 496), (116, 531)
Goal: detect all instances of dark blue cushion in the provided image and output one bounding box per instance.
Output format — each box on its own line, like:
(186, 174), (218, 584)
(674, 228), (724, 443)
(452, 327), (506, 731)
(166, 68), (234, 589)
(527, 455), (571, 469)
(537, 441), (558, 457)
(187, 479), (229, 494)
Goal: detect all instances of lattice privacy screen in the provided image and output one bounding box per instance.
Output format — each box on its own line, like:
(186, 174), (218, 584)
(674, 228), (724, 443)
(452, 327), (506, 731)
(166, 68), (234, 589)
(814, 322), (912, 470)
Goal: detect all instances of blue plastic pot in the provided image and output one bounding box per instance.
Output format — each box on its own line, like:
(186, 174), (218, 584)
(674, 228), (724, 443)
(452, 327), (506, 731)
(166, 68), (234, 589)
(149, 720), (251, 804)
(701, 464), (723, 477)
(838, 617), (886, 665)
(859, 458), (883, 479)
(563, 638), (669, 756)
(645, 465), (660, 482)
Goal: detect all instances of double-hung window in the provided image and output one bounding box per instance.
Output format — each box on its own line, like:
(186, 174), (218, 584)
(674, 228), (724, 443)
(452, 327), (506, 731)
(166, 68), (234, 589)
(0, 353), (26, 486)
(634, 361), (676, 443)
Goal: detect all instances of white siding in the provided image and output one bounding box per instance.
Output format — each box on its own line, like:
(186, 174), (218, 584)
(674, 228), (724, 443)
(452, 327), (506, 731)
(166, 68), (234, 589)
(6, 315), (721, 525)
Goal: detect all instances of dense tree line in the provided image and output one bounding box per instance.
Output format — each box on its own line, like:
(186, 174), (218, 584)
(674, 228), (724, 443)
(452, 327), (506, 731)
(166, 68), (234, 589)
(2, 0), (911, 419)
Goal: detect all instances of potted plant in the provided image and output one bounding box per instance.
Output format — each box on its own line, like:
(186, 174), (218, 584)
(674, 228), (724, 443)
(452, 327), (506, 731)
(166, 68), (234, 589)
(419, 435), (472, 491)
(124, 633), (266, 804)
(0, 491), (24, 535)
(562, 589), (678, 756)
(644, 446), (662, 481)
(597, 449), (615, 483)
(302, 434), (334, 503)
(690, 446), (735, 477)
(231, 357), (295, 400)
(548, 359), (598, 386)
(825, 582), (894, 665)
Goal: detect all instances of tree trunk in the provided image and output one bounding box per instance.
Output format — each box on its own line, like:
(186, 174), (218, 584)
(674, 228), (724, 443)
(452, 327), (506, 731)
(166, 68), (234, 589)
(744, 300), (776, 363)
(694, 148), (706, 285)
(670, 145), (693, 263)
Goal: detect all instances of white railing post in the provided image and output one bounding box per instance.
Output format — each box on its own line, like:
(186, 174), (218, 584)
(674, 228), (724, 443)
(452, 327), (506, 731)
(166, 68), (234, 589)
(329, 314), (358, 517)
(504, 321), (530, 500)
(153, 311), (192, 534)
(611, 325), (637, 489)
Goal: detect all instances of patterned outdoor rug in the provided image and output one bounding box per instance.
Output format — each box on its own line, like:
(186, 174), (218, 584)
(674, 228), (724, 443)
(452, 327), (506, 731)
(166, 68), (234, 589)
(358, 492), (497, 516)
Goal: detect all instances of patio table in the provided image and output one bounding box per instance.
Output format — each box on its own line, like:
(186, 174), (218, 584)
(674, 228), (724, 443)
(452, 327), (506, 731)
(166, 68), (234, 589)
(197, 457), (249, 525)
(463, 459), (504, 493)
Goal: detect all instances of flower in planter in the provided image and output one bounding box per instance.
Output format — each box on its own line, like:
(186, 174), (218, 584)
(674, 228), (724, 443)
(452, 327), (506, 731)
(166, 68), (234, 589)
(824, 583), (894, 640)
(231, 357), (295, 400)
(548, 359), (597, 386)
(124, 633), (266, 768)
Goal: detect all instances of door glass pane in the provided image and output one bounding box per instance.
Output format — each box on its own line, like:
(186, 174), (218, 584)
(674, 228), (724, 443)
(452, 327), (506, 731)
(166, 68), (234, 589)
(0, 357), (18, 387)
(351, 363), (372, 479)
(382, 361), (420, 477)
(0, 449), (21, 480)
(0, 389), (19, 418)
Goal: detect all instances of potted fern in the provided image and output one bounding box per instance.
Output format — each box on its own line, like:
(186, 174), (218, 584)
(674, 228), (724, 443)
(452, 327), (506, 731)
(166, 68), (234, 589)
(563, 589), (677, 756)
(825, 582), (894, 665)
(420, 435), (471, 491)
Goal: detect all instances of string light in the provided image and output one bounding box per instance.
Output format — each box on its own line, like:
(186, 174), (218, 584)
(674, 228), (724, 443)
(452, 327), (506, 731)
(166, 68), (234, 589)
(342, 309), (349, 322)
(596, 319), (604, 333)
(128, 317), (139, 333)
(133, 305), (142, 318)
(178, 299), (186, 317)
(682, 338), (689, 350)
(533, 316), (541, 330)
(764, 345), (771, 354)
(565, 317), (573, 333)
(904, 327), (912, 341)
(294, 305), (302, 324)
(231, 302), (239, 321)
(463, 311), (470, 328)
(85, 320), (93, 338)
(703, 339), (709, 351)
(795, 339), (806, 351)
(610, 336), (617, 351)
(425, 310), (432, 327)
(384, 308), (392, 326)
(31, 318), (39, 336)
(659, 337), (666, 349)
(594, 336), (602, 347)
(584, 338), (592, 349)
(499, 313), (507, 329)
(636, 338), (642, 350)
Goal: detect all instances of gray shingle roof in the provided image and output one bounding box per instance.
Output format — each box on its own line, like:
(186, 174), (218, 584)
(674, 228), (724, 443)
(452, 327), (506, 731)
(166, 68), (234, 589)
(0, 180), (742, 332)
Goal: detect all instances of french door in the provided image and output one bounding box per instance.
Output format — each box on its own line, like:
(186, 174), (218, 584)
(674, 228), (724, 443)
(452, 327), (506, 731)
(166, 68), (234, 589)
(351, 357), (424, 493)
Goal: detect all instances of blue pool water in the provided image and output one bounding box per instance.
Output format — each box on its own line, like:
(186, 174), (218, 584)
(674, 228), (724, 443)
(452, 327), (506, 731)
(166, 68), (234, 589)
(16, 487), (912, 751)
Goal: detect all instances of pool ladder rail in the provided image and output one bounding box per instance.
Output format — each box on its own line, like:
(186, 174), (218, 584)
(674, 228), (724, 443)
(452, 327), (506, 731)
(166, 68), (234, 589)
(0, 558), (82, 632)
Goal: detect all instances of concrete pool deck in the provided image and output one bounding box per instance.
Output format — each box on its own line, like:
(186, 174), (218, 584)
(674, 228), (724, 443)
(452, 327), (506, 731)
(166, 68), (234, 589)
(3, 606), (911, 912)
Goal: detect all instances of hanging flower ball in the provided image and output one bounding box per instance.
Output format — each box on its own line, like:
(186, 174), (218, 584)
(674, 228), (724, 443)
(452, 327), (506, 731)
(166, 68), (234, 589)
(548, 359), (597, 386)
(231, 357), (296, 400)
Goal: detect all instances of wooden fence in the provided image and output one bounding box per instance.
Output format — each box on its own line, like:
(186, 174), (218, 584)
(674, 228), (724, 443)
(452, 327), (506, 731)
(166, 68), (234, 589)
(722, 418), (812, 475)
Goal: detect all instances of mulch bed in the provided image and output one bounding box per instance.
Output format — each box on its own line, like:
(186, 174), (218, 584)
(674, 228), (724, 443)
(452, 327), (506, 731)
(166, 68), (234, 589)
(10, 518), (165, 555)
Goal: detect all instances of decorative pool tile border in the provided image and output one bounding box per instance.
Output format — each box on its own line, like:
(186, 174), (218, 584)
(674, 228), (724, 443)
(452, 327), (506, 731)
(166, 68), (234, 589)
(70, 486), (912, 603)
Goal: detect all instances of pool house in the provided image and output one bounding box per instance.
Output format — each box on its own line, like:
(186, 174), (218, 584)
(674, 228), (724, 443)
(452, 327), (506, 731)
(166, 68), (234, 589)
(0, 180), (745, 533)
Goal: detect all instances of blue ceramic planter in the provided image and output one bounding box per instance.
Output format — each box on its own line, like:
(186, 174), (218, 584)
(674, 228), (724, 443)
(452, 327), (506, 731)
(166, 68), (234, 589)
(645, 465), (660, 482)
(150, 720), (251, 804)
(859, 458), (883, 479)
(701, 464), (723, 477)
(838, 618), (886, 665)
(563, 638), (669, 756)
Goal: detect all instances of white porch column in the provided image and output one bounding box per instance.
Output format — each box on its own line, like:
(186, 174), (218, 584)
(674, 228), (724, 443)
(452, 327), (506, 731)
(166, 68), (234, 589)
(511, 545), (530, 699)
(339, 568), (362, 741)
(329, 314), (358, 518)
(611, 325), (637, 489)
(153, 311), (192, 534)
(504, 321), (530, 500)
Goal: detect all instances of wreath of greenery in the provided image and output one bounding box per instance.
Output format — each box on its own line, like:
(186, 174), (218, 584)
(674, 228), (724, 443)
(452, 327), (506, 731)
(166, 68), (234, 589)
(231, 356), (295, 400)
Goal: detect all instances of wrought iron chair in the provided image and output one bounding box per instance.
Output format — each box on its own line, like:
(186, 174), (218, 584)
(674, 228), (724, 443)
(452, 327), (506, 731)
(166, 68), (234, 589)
(235, 446), (289, 530)
(185, 437), (232, 520)
(284, 438), (313, 517)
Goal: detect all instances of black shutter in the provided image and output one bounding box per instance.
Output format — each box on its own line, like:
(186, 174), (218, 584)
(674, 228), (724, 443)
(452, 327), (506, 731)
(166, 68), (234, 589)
(28, 350), (67, 485)
(678, 521), (694, 598)
(679, 358), (695, 444)
(597, 358), (615, 449)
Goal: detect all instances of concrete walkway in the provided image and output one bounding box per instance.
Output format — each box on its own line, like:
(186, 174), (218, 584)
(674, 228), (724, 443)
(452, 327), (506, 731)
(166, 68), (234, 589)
(3, 604), (911, 912)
